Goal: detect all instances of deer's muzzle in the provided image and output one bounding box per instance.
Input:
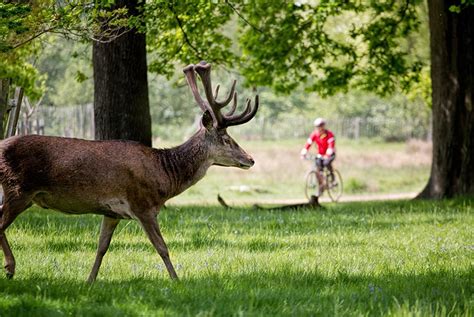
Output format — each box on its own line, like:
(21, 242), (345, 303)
(239, 156), (255, 169)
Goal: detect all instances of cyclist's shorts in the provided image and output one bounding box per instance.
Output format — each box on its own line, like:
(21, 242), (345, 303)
(316, 153), (336, 168)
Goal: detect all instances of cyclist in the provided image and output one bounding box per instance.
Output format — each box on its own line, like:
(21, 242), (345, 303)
(300, 118), (336, 196)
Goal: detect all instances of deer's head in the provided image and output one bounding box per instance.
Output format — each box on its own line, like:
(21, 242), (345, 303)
(183, 62), (258, 169)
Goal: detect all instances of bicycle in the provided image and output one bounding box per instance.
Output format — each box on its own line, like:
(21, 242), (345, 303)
(304, 154), (343, 202)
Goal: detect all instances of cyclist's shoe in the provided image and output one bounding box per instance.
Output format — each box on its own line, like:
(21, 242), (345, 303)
(328, 173), (337, 187)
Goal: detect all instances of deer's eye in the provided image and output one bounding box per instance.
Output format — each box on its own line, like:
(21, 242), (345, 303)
(222, 137), (231, 145)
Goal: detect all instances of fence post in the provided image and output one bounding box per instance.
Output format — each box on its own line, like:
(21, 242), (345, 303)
(0, 79), (11, 138)
(5, 87), (24, 138)
(354, 117), (361, 140)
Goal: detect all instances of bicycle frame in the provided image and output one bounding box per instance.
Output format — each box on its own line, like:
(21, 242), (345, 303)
(303, 154), (343, 202)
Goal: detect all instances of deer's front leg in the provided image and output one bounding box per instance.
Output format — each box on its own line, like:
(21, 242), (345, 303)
(87, 216), (120, 283)
(138, 213), (178, 280)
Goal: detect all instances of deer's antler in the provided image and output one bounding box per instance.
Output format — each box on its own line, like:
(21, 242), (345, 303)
(183, 61), (258, 128)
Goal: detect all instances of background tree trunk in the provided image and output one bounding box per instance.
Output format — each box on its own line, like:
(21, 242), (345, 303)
(93, 0), (152, 146)
(419, 1), (474, 198)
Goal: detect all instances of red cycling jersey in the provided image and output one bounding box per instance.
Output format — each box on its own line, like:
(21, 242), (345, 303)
(304, 129), (336, 155)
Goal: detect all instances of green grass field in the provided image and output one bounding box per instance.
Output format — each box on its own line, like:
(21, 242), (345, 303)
(0, 198), (472, 316)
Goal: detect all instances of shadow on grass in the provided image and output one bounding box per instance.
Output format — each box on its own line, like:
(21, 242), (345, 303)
(0, 268), (471, 316)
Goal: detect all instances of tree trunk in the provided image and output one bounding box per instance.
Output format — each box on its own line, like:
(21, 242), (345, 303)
(419, 1), (474, 198)
(93, 0), (152, 146)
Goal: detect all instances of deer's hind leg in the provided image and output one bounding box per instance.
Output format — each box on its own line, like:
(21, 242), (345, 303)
(0, 190), (33, 279)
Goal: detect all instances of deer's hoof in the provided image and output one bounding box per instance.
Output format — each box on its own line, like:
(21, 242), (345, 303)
(4, 264), (14, 279)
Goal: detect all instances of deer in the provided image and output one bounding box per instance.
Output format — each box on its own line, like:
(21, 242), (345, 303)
(0, 61), (258, 282)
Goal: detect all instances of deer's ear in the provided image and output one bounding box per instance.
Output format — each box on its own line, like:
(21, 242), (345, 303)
(201, 110), (214, 130)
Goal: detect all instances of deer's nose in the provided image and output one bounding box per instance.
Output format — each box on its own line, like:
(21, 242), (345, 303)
(249, 158), (255, 166)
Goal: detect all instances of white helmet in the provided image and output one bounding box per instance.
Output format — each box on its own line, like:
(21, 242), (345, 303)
(313, 117), (326, 127)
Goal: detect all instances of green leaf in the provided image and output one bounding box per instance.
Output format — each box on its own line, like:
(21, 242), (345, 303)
(74, 70), (88, 83)
(449, 5), (461, 13)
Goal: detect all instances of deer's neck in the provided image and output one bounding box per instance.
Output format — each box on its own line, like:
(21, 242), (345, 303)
(157, 131), (212, 197)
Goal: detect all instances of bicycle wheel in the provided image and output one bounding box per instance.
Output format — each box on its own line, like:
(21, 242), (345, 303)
(305, 170), (320, 200)
(326, 169), (343, 202)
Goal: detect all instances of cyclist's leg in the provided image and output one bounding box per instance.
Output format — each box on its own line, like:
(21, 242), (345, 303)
(314, 158), (322, 195)
(324, 154), (336, 183)
(315, 158), (325, 196)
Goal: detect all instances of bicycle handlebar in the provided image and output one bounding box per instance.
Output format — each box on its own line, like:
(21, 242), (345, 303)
(303, 154), (323, 160)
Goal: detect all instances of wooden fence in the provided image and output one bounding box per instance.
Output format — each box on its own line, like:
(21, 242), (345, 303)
(18, 103), (432, 142)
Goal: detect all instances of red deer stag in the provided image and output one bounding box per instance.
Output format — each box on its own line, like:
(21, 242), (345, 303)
(0, 61), (258, 281)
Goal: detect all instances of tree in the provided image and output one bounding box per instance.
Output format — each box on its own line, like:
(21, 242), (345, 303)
(93, 0), (151, 146)
(418, 1), (473, 198)
(0, 2), (45, 99)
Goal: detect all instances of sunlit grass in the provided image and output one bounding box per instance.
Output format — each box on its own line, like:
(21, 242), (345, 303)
(0, 198), (472, 316)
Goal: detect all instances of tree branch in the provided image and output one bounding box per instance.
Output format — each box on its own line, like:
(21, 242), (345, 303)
(12, 26), (57, 50)
(224, 0), (264, 34)
(167, 3), (203, 60)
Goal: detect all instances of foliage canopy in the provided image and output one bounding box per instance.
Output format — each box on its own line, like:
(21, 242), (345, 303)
(2, 0), (431, 101)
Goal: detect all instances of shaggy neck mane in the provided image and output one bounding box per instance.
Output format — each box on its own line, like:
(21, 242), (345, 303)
(155, 130), (211, 197)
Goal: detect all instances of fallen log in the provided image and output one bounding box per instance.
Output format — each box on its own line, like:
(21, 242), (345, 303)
(217, 194), (323, 210)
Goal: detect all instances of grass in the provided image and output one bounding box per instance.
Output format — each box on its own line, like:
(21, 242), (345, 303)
(166, 138), (431, 204)
(0, 198), (472, 316)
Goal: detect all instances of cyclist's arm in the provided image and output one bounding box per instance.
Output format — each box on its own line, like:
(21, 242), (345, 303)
(326, 131), (335, 156)
(301, 132), (316, 156)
